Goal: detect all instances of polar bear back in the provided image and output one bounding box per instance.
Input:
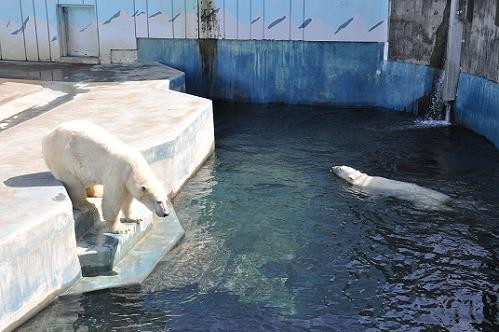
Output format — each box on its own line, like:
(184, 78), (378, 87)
(358, 175), (451, 207)
(42, 120), (145, 185)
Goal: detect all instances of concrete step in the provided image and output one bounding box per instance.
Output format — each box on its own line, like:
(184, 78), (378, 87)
(75, 198), (154, 277)
(64, 200), (184, 295)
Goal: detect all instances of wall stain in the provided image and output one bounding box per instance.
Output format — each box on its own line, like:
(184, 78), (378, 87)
(199, 0), (220, 39)
(198, 39), (218, 93)
(429, 0), (451, 69)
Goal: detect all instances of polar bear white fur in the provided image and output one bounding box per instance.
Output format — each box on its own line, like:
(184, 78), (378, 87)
(331, 165), (451, 210)
(42, 120), (169, 233)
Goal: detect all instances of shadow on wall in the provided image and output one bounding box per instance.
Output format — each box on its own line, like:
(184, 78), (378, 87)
(3, 171), (59, 187)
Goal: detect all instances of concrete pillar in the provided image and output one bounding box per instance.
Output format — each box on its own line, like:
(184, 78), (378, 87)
(442, 0), (464, 103)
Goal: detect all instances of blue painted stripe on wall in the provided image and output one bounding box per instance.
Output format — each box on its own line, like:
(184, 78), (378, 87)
(138, 38), (438, 113)
(456, 73), (499, 149)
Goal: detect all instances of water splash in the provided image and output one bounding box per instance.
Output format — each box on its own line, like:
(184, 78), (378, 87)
(412, 119), (451, 128)
(426, 70), (446, 120)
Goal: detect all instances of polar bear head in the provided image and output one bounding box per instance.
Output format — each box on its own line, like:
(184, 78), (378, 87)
(138, 183), (169, 218)
(128, 173), (169, 218)
(331, 166), (365, 184)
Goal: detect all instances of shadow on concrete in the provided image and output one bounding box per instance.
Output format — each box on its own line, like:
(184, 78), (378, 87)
(3, 171), (60, 187)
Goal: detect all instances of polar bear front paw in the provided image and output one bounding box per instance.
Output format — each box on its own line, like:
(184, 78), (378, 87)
(110, 222), (130, 234)
(122, 215), (142, 224)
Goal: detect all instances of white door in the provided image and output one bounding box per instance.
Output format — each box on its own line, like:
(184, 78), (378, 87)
(63, 6), (98, 57)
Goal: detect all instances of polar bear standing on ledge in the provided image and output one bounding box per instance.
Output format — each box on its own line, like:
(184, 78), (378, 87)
(42, 120), (169, 233)
(331, 165), (451, 210)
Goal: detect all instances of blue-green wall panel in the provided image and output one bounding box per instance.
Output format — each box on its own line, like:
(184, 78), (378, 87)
(138, 38), (435, 110)
(456, 73), (499, 149)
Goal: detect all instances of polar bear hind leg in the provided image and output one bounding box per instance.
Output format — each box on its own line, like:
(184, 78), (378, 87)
(59, 172), (94, 211)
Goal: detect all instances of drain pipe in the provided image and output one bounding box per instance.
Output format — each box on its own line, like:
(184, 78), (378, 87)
(442, 0), (464, 122)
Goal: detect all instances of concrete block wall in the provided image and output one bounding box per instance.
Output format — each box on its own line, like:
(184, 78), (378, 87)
(0, 0), (389, 64)
(388, 0), (499, 83)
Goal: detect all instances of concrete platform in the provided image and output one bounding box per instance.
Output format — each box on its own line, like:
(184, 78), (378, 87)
(0, 80), (69, 126)
(0, 63), (214, 331)
(0, 61), (186, 132)
(0, 80), (42, 105)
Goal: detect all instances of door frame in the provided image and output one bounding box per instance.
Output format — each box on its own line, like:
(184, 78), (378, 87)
(57, 4), (100, 58)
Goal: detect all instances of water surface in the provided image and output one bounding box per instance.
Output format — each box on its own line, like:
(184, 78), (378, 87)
(21, 104), (499, 331)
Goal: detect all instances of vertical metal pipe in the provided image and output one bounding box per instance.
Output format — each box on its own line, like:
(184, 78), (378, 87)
(442, 0), (465, 122)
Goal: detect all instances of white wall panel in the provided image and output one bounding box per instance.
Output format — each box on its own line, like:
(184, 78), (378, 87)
(33, 0), (51, 61)
(0, 0), (27, 60)
(20, 0), (39, 61)
(147, 0), (173, 38)
(184, 0), (198, 38)
(134, 0), (148, 38)
(250, 0), (264, 40)
(290, 0), (304, 40)
(59, 1), (85, 4)
(97, 0), (136, 63)
(0, 0), (389, 62)
(172, 0), (185, 38)
(264, 0), (290, 40)
(304, 0), (388, 42)
(46, 0), (61, 60)
(224, 0), (237, 40)
(238, 0), (251, 39)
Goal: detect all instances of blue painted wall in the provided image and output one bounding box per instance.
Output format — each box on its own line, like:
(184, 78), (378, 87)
(138, 38), (437, 112)
(139, 38), (499, 149)
(456, 74), (499, 149)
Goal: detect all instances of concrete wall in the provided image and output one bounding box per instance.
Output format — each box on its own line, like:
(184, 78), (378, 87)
(460, 0), (499, 83)
(388, 0), (450, 69)
(0, 0), (389, 64)
(139, 38), (437, 112)
(388, 0), (499, 83)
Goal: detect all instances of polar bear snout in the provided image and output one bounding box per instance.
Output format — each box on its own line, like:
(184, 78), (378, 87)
(154, 201), (169, 218)
(330, 165), (349, 179)
(330, 166), (341, 173)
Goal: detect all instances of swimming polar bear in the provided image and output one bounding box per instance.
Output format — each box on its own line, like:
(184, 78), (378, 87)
(42, 120), (169, 233)
(331, 165), (452, 211)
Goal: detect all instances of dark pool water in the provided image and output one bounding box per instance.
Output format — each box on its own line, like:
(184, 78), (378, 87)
(21, 105), (499, 331)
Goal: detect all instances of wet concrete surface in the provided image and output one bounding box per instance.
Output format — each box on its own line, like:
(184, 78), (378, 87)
(0, 61), (184, 83)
